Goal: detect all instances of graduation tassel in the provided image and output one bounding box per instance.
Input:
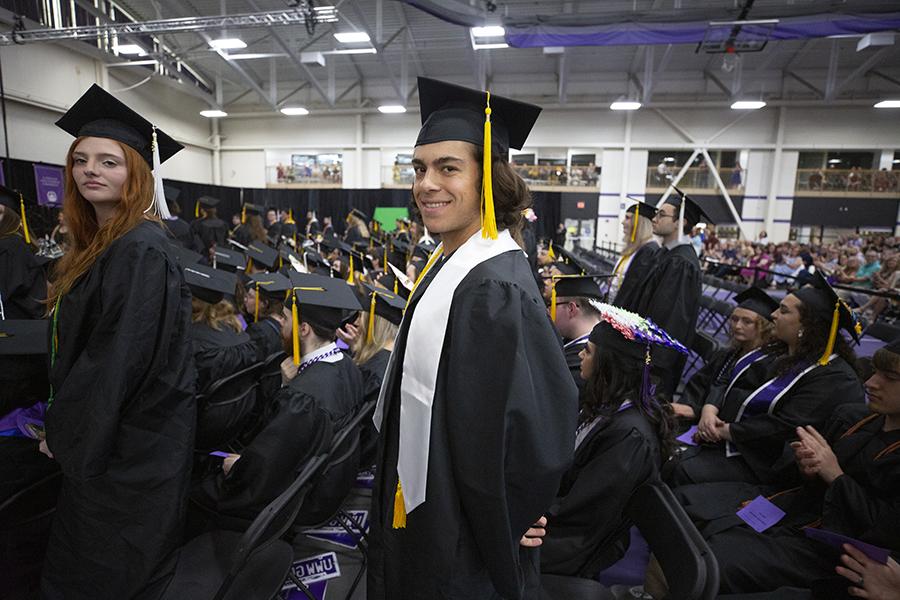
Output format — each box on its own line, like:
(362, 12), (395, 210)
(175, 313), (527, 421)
(392, 481), (407, 529)
(347, 254), (355, 284)
(18, 194), (31, 244)
(550, 279), (558, 323)
(291, 293), (301, 366)
(383, 244), (388, 270)
(819, 301), (840, 366)
(149, 127), (172, 220)
(246, 257), (253, 272)
(548, 240), (556, 260)
(640, 347), (653, 412)
(241, 204), (247, 224)
(367, 292), (377, 344)
(194, 200), (200, 218)
(481, 91), (498, 240)
(254, 284), (260, 323)
(630, 208), (639, 243)
(678, 197), (686, 245)
(394, 279), (398, 295)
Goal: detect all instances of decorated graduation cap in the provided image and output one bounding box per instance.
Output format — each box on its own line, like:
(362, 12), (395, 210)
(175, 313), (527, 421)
(55, 83), (182, 220)
(0, 320), (48, 355)
(0, 185), (33, 244)
(183, 263), (237, 304)
(415, 76), (542, 240)
(546, 273), (609, 322)
(665, 185), (713, 230)
(287, 271), (363, 365)
(625, 199), (658, 243)
(733, 287), (779, 322)
(793, 271), (862, 364)
(246, 240), (278, 270)
(247, 271), (291, 322)
(211, 247), (246, 272)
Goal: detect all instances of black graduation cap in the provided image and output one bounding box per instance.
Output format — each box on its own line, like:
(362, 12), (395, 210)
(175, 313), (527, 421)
(243, 203), (263, 217)
(625, 200), (658, 221)
(415, 76), (541, 154)
(168, 242), (202, 266)
(247, 271), (291, 300)
(550, 274), (607, 301)
(363, 283), (405, 326)
(348, 208), (369, 222)
(183, 263), (237, 304)
(198, 196), (220, 208)
(286, 272), (363, 360)
(665, 185), (713, 227)
(303, 248), (329, 269)
(212, 247), (246, 272)
(413, 241), (438, 261)
(793, 271), (862, 348)
(376, 272), (411, 301)
(733, 287), (779, 322)
(320, 237), (352, 254)
(164, 185), (181, 203)
(553, 260), (582, 276)
(55, 84), (183, 166)
(246, 240), (278, 269)
(588, 320), (646, 362)
(0, 184), (21, 213)
(0, 320), (48, 355)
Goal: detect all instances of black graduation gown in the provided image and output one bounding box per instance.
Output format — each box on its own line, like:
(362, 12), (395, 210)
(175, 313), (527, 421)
(42, 220), (196, 600)
(541, 405), (662, 578)
(369, 249), (579, 600)
(345, 225), (364, 245)
(563, 338), (588, 398)
(191, 322), (258, 393)
(610, 240), (660, 312)
(164, 217), (193, 248)
(676, 347), (775, 419)
(677, 349), (732, 418)
(192, 353), (364, 523)
(246, 316), (285, 362)
(667, 356), (866, 488)
(700, 405), (900, 594)
(635, 243), (701, 396)
(359, 349), (391, 469)
(0, 234), (46, 319)
(190, 217), (227, 252)
(230, 223), (252, 246)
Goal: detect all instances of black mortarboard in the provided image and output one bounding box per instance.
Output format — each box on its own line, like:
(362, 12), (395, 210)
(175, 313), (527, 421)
(553, 261), (582, 276)
(286, 272), (363, 363)
(665, 186), (713, 227)
(55, 84), (183, 165)
(168, 242), (202, 266)
(183, 263), (237, 304)
(212, 247), (246, 271)
(413, 241), (438, 261)
(793, 271), (862, 349)
(164, 185), (181, 203)
(626, 200), (658, 221)
(243, 203), (263, 217)
(376, 272), (411, 301)
(415, 76), (541, 154)
(248, 271), (291, 300)
(0, 184), (21, 212)
(246, 240), (278, 269)
(303, 248), (329, 269)
(733, 287), (779, 321)
(589, 320), (646, 362)
(198, 196), (220, 208)
(348, 208), (369, 222)
(363, 283), (406, 326)
(551, 274), (607, 301)
(320, 237), (353, 254)
(0, 320), (48, 355)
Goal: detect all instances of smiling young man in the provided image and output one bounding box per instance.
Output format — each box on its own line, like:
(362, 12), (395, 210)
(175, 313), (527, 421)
(368, 77), (578, 600)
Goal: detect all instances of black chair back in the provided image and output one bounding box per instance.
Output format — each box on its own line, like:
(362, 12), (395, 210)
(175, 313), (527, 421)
(0, 470), (62, 529)
(258, 350), (288, 406)
(196, 362), (264, 450)
(626, 481), (719, 600)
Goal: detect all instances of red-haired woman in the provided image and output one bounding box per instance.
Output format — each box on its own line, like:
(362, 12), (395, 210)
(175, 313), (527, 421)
(41, 85), (196, 600)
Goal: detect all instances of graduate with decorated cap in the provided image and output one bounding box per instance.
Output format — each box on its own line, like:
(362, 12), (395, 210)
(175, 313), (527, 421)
(369, 77), (577, 600)
(0, 184), (47, 321)
(608, 199), (660, 310)
(42, 83), (196, 599)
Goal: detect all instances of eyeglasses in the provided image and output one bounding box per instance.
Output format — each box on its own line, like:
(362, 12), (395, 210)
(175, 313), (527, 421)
(653, 212), (677, 221)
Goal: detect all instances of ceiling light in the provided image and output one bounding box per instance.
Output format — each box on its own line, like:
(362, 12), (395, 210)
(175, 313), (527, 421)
(893, 159), (900, 164)
(610, 101), (642, 111)
(378, 105), (407, 114)
(209, 38), (247, 50)
(280, 107), (309, 116)
(200, 109), (228, 118)
(473, 42), (509, 50)
(828, 159), (842, 163)
(334, 31), (370, 44)
(874, 100), (900, 108)
(328, 48), (378, 55)
(115, 44), (145, 55)
(731, 100), (766, 110)
(471, 26), (505, 38)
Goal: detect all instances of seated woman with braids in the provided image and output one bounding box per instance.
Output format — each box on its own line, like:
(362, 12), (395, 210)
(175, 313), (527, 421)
(540, 305), (683, 578)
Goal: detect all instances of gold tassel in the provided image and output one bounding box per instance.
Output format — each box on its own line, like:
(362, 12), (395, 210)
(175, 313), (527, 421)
(630, 208), (639, 243)
(367, 292), (377, 344)
(195, 200), (200, 218)
(291, 294), (301, 366)
(383, 244), (388, 269)
(550, 279), (558, 323)
(548, 240), (556, 260)
(286, 208), (294, 223)
(246, 257), (253, 272)
(393, 278), (398, 295)
(481, 91), (498, 240)
(241, 204), (247, 224)
(254, 284), (260, 323)
(392, 481), (407, 528)
(347, 254), (355, 284)
(18, 194), (31, 244)
(819, 301), (840, 366)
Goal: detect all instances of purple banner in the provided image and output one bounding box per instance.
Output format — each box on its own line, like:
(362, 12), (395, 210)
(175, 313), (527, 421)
(34, 164), (64, 207)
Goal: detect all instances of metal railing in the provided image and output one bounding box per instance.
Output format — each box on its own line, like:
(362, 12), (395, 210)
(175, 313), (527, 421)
(795, 168), (900, 194)
(382, 163), (600, 188)
(646, 166), (745, 190)
(268, 165), (343, 185)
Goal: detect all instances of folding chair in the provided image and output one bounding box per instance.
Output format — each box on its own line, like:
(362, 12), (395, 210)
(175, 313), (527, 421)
(683, 330), (721, 376)
(196, 362), (264, 451)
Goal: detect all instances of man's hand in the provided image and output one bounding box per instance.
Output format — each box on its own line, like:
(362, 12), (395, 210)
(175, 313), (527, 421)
(793, 425), (844, 484)
(520, 516), (547, 548)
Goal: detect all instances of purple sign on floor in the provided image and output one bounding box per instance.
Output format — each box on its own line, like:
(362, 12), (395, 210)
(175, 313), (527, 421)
(279, 552), (342, 600)
(34, 164), (64, 207)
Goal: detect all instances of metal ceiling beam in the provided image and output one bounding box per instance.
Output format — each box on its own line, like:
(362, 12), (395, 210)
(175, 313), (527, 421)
(344, 2), (409, 100)
(824, 39), (840, 101)
(393, 2), (426, 78)
(785, 70), (824, 97)
(870, 69), (900, 89)
(832, 46), (896, 98)
(703, 69), (732, 96)
(558, 49), (569, 105)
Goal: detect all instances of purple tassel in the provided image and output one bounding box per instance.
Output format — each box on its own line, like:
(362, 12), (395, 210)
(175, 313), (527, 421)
(640, 346), (655, 412)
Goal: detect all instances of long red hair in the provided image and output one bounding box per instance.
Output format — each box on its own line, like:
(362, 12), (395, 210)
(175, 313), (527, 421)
(48, 137), (158, 307)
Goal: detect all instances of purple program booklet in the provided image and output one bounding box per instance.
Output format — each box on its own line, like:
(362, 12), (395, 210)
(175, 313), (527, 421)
(736, 496), (786, 533)
(803, 528), (890, 565)
(676, 425), (699, 446)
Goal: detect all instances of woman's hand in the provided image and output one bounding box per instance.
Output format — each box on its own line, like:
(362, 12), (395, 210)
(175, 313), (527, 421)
(280, 357), (299, 385)
(697, 405), (725, 443)
(38, 439), (54, 459)
(793, 425), (844, 484)
(671, 403), (696, 420)
(337, 322), (360, 346)
(520, 516), (547, 548)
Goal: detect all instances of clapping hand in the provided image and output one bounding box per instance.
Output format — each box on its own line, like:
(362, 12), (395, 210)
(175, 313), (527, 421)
(790, 425), (844, 484)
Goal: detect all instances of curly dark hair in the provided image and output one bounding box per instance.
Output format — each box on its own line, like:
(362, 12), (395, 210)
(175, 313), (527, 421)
(582, 345), (677, 462)
(771, 300), (858, 377)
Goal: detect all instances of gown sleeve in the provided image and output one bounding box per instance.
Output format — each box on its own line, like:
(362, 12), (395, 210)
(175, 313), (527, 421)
(444, 278), (578, 598)
(46, 241), (184, 481)
(822, 469), (900, 547)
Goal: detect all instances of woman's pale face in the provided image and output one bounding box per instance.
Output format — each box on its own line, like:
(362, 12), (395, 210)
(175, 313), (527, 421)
(71, 137), (129, 205)
(772, 294), (803, 345)
(244, 287), (258, 315)
(578, 341), (597, 380)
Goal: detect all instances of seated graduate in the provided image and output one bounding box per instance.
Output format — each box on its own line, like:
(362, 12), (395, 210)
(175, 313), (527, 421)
(190, 195), (227, 255)
(666, 272), (866, 488)
(672, 287), (778, 421)
(547, 274), (605, 396)
(230, 202), (269, 246)
(191, 272), (364, 524)
(162, 185), (193, 248)
(184, 264), (258, 393)
(244, 271), (292, 362)
(0, 185), (46, 322)
(608, 200), (660, 311)
(692, 339), (900, 596)
(244, 238), (279, 275)
(540, 305), (682, 578)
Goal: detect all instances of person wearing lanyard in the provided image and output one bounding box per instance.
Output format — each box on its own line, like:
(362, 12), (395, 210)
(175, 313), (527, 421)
(608, 200), (659, 311)
(540, 304), (685, 579)
(40, 84), (196, 600)
(546, 273), (606, 396)
(368, 77), (578, 600)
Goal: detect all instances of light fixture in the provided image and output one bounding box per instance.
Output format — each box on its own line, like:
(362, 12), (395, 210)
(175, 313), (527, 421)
(874, 100), (900, 108)
(209, 38), (247, 50)
(334, 31), (370, 44)
(115, 44), (145, 55)
(200, 109), (228, 118)
(893, 159), (900, 164)
(473, 42), (509, 50)
(471, 26), (505, 38)
(280, 107), (309, 116)
(828, 159), (842, 164)
(328, 48), (378, 55)
(610, 101), (642, 111)
(378, 105), (407, 114)
(730, 100), (766, 110)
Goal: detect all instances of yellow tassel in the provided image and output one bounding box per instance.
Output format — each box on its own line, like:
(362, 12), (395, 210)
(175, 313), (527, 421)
(550, 279), (558, 323)
(18, 194), (31, 244)
(393, 278), (398, 295)
(481, 91), (498, 240)
(291, 295), (301, 366)
(347, 254), (355, 284)
(195, 200), (200, 218)
(630, 208), (639, 243)
(819, 301), (840, 366)
(241, 205), (247, 224)
(383, 244), (388, 269)
(246, 257), (253, 272)
(254, 284), (260, 323)
(287, 208), (294, 224)
(367, 292), (377, 344)
(548, 240), (556, 260)
(392, 481), (407, 528)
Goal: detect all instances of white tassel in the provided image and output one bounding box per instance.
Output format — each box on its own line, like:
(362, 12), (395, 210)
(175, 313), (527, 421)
(150, 127), (173, 220)
(678, 197), (686, 245)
